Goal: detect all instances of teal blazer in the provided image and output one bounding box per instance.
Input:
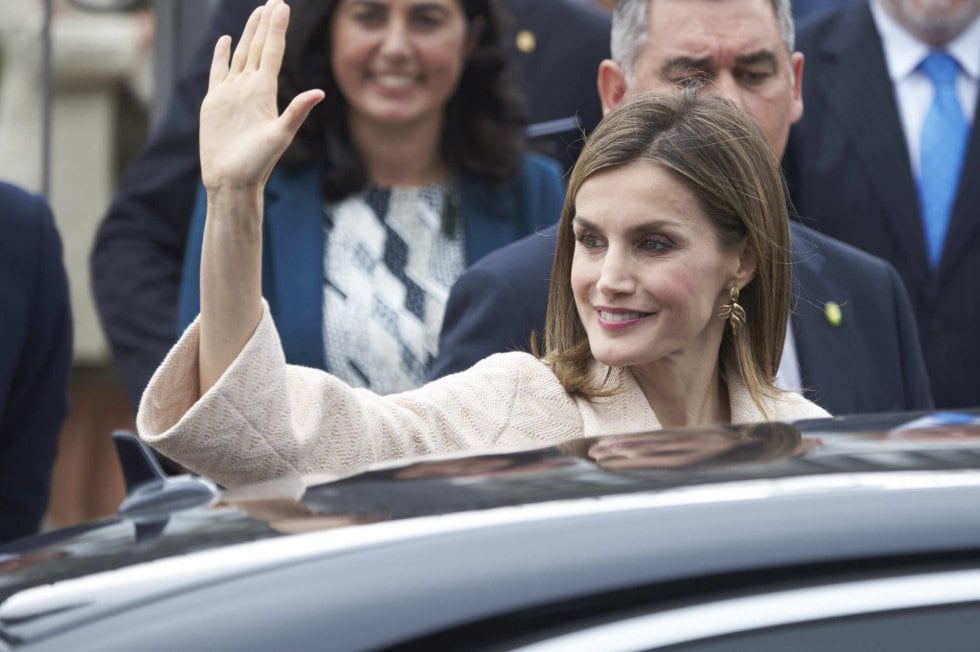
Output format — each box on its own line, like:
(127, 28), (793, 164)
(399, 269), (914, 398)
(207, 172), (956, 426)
(178, 153), (564, 370)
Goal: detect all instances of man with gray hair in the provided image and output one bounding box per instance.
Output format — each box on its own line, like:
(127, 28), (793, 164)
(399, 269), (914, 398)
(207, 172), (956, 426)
(430, 0), (934, 415)
(784, 0), (980, 409)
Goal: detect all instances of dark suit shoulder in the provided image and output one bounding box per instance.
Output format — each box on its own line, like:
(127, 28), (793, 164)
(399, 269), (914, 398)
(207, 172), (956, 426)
(0, 183), (60, 280)
(0, 182), (70, 542)
(795, 1), (866, 49)
(430, 223), (558, 379)
(0, 182), (52, 237)
(0, 182), (65, 320)
(508, 0), (610, 55)
(791, 222), (894, 277)
(464, 222), (558, 282)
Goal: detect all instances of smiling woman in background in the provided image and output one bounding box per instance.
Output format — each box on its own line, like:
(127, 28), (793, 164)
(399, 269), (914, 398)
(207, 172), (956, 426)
(176, 0), (563, 394)
(138, 0), (827, 488)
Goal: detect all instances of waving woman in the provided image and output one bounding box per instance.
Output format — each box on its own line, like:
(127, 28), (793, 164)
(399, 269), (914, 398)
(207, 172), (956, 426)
(139, 1), (828, 487)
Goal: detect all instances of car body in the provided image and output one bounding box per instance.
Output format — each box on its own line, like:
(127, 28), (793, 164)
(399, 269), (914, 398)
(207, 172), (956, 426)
(2, 411), (980, 651)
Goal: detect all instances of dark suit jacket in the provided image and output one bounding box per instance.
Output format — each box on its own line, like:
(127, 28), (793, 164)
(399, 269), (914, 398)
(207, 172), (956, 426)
(784, 3), (980, 408)
(509, 0), (610, 173)
(91, 0), (611, 407)
(0, 182), (72, 542)
(429, 222), (933, 416)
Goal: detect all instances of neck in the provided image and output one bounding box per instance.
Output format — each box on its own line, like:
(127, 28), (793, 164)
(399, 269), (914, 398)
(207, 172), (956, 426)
(349, 112), (449, 187)
(630, 355), (730, 429)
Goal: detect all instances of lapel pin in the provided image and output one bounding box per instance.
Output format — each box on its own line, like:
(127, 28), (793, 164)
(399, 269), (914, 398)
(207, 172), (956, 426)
(824, 301), (842, 327)
(516, 29), (536, 54)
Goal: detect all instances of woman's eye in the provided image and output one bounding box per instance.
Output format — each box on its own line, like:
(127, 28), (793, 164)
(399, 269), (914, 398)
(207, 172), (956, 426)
(736, 69), (771, 85)
(640, 238), (672, 253)
(352, 9), (385, 26)
(411, 10), (444, 29)
(575, 233), (604, 249)
(670, 71), (711, 90)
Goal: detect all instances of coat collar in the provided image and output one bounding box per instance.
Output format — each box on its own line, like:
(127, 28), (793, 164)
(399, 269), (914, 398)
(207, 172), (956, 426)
(573, 364), (787, 438)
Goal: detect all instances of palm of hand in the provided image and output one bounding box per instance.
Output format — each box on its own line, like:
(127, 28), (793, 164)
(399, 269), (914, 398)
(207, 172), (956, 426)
(199, 0), (324, 192)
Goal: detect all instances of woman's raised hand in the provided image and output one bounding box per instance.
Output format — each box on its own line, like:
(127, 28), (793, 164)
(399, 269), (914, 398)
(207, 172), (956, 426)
(200, 0), (324, 194)
(197, 0), (322, 395)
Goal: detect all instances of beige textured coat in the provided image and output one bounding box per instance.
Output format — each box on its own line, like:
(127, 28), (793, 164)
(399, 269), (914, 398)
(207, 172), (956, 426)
(138, 307), (830, 487)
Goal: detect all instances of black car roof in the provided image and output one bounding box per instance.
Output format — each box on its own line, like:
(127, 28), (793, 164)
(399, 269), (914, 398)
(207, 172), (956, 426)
(2, 411), (980, 649)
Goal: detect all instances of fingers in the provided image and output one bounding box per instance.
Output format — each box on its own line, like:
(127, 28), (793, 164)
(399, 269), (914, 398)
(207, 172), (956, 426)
(246, 0), (284, 71)
(230, 6), (262, 74)
(261, 2), (291, 79)
(279, 89), (326, 138)
(209, 35), (232, 89)
(226, 1), (288, 80)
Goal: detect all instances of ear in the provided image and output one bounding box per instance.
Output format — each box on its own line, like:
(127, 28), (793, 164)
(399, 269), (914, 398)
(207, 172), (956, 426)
(731, 240), (758, 289)
(597, 59), (628, 115)
(788, 51), (804, 125)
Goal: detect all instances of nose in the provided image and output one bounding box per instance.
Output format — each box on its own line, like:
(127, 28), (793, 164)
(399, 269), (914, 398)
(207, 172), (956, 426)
(708, 72), (746, 111)
(595, 248), (636, 296)
(379, 18), (411, 58)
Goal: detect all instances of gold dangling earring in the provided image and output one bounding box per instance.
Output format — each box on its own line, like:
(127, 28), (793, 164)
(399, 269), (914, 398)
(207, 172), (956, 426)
(719, 285), (747, 333)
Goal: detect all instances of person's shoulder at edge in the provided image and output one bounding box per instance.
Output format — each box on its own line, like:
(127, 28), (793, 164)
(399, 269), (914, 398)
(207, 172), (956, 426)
(468, 220), (559, 276)
(427, 219), (558, 380)
(791, 221), (900, 277)
(509, 0), (611, 44)
(794, 0), (861, 39)
(0, 181), (50, 231)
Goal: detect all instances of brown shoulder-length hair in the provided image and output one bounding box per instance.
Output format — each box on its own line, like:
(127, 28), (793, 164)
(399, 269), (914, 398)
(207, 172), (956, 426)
(544, 90), (791, 414)
(276, 0), (528, 202)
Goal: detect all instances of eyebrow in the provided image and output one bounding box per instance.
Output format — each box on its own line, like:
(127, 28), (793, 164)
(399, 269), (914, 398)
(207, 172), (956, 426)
(344, 0), (450, 8)
(573, 216), (683, 236)
(662, 56), (712, 78)
(735, 50), (778, 69)
(661, 49), (779, 77)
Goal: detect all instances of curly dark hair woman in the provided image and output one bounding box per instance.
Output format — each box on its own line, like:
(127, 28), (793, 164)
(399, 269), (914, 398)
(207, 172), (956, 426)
(279, 0), (530, 200)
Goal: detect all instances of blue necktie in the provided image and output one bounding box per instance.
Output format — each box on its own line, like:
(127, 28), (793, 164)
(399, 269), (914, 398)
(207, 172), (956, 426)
(918, 52), (968, 267)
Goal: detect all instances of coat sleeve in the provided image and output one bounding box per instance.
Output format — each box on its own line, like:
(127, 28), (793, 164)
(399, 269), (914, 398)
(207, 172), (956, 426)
(138, 305), (576, 487)
(0, 193), (72, 543)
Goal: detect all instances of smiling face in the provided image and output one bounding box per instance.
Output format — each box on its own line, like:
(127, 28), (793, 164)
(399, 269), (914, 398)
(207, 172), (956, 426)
(570, 160), (753, 375)
(331, 0), (471, 131)
(601, 0), (803, 158)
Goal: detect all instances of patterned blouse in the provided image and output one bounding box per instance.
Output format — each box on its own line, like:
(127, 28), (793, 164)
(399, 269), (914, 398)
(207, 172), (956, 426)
(322, 184), (465, 394)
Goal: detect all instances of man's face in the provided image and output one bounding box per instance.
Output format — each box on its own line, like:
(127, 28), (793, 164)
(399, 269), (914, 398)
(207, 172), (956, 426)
(600, 0), (804, 158)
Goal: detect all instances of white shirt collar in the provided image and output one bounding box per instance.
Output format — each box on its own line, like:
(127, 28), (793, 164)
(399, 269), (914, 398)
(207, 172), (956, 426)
(871, 0), (980, 82)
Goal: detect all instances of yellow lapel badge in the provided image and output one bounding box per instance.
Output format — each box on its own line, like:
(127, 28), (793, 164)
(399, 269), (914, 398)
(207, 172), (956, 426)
(516, 30), (536, 54)
(824, 301), (843, 327)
